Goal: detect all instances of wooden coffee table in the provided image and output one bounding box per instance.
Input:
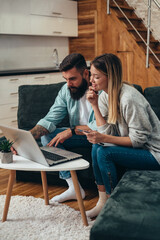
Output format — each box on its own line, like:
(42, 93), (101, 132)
(0, 155), (89, 226)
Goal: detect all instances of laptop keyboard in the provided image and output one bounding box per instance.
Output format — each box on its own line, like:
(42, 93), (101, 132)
(41, 149), (66, 162)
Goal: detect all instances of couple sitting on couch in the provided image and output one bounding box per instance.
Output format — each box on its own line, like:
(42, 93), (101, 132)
(23, 52), (160, 218)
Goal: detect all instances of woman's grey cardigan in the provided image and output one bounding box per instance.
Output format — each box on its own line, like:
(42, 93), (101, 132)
(98, 84), (160, 165)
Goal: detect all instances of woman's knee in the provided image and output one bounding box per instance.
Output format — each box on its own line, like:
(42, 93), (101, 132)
(96, 147), (113, 169)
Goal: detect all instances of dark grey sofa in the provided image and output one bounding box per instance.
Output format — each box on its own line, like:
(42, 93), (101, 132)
(90, 86), (160, 240)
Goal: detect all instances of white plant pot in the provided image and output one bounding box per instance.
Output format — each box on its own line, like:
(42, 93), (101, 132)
(0, 152), (13, 164)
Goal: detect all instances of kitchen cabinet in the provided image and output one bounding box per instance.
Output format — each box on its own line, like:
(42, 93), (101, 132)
(0, 72), (63, 137)
(30, 0), (77, 19)
(27, 72), (63, 84)
(0, 75), (24, 137)
(30, 15), (77, 37)
(0, 0), (78, 37)
(0, 0), (30, 35)
(30, 0), (78, 37)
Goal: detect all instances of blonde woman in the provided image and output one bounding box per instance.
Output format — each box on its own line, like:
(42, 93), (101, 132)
(85, 53), (160, 218)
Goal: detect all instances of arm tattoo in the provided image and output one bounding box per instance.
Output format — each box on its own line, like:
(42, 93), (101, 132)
(30, 125), (49, 139)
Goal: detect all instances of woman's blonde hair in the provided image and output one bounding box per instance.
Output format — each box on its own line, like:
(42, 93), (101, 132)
(91, 53), (123, 124)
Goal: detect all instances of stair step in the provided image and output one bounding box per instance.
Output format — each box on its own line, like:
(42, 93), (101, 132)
(110, 0), (126, 4)
(149, 51), (160, 64)
(118, 16), (142, 21)
(128, 27), (147, 32)
(136, 39), (160, 50)
(119, 16), (143, 28)
(110, 3), (134, 11)
(149, 51), (160, 55)
(136, 39), (159, 43)
(155, 63), (160, 69)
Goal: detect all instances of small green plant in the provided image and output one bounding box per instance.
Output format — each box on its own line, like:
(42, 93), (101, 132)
(0, 139), (14, 153)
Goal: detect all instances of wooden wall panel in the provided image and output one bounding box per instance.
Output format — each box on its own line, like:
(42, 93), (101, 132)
(69, 0), (97, 60)
(117, 51), (134, 83)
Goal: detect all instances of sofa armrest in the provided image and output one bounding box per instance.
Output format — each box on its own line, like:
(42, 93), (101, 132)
(144, 86), (160, 120)
(90, 170), (160, 240)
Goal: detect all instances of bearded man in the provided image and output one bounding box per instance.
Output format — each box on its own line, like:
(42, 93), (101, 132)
(30, 53), (97, 203)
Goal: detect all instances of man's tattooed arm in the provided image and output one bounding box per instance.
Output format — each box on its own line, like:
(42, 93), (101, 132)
(30, 125), (49, 139)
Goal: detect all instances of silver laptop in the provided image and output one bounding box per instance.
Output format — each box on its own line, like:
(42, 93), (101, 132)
(0, 125), (82, 167)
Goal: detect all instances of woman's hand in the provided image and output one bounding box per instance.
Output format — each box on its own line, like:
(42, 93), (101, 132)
(86, 86), (98, 107)
(83, 130), (105, 144)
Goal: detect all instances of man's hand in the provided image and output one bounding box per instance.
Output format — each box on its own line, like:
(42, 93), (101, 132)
(47, 129), (72, 147)
(11, 146), (17, 155)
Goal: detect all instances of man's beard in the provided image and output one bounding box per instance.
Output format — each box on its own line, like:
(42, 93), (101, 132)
(68, 78), (88, 100)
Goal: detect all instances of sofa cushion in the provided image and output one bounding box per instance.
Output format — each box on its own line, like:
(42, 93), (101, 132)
(90, 170), (160, 240)
(144, 86), (160, 120)
(133, 84), (143, 94)
(18, 82), (69, 131)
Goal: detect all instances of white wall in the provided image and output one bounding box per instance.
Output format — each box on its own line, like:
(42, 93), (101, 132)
(0, 35), (69, 71)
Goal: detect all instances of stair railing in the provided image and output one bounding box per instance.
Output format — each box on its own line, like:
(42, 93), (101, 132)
(107, 0), (160, 68)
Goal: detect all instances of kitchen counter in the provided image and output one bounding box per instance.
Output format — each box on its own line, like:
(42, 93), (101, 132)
(0, 67), (60, 76)
(0, 61), (91, 76)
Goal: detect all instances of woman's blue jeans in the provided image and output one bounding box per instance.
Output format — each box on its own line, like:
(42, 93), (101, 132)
(92, 144), (160, 194)
(41, 128), (92, 179)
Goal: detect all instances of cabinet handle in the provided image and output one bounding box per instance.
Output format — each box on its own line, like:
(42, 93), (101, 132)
(34, 76), (45, 80)
(11, 120), (18, 123)
(9, 78), (19, 82)
(11, 106), (18, 110)
(53, 31), (62, 34)
(52, 12), (62, 15)
(10, 92), (18, 96)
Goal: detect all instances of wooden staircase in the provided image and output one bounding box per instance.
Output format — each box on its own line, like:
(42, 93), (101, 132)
(110, 0), (160, 71)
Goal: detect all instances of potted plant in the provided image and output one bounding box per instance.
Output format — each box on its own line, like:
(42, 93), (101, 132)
(0, 139), (14, 163)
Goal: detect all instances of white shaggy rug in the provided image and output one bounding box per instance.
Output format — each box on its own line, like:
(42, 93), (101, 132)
(0, 195), (93, 240)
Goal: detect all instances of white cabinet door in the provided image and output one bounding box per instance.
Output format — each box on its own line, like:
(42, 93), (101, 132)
(30, 0), (77, 19)
(0, 75), (27, 105)
(27, 72), (64, 84)
(49, 72), (64, 83)
(26, 73), (51, 85)
(30, 15), (78, 37)
(0, 0), (30, 35)
(0, 104), (18, 120)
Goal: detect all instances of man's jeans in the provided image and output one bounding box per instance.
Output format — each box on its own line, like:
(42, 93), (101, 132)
(41, 128), (92, 179)
(92, 144), (160, 194)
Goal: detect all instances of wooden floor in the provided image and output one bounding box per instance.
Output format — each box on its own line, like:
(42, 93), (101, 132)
(0, 168), (98, 212)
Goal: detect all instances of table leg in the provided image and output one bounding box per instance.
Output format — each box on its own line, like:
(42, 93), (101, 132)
(41, 171), (49, 205)
(2, 170), (16, 222)
(70, 170), (88, 226)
